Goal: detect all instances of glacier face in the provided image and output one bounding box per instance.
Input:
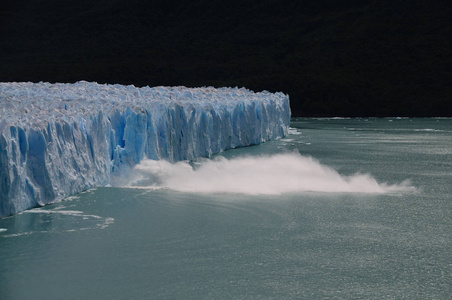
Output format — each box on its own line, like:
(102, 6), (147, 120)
(0, 81), (290, 217)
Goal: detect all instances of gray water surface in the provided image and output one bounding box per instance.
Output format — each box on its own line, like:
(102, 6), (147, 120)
(1, 118), (451, 299)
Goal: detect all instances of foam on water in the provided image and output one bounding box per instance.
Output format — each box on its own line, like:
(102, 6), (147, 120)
(125, 152), (414, 194)
(0, 208), (114, 238)
(23, 209), (87, 216)
(414, 129), (445, 132)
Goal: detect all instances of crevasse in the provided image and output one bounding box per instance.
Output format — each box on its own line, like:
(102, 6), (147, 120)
(0, 81), (290, 217)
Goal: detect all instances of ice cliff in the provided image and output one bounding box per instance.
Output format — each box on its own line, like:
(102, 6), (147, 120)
(0, 81), (290, 217)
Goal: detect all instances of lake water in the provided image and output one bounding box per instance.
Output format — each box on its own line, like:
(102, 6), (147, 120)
(1, 118), (451, 299)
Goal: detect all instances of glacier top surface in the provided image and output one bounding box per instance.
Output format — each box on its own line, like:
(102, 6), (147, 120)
(0, 81), (287, 128)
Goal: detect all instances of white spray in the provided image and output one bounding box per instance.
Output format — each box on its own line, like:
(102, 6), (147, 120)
(124, 152), (414, 194)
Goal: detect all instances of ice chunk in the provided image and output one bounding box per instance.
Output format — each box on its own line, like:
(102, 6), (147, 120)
(0, 81), (290, 216)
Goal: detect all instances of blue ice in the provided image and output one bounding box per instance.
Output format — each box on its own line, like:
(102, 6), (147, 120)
(0, 81), (290, 216)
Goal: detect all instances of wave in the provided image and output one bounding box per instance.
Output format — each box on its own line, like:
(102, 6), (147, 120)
(124, 152), (414, 195)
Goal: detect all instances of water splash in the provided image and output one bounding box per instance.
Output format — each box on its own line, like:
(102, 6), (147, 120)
(124, 152), (414, 195)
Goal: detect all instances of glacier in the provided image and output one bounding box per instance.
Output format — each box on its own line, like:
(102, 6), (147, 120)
(0, 81), (290, 217)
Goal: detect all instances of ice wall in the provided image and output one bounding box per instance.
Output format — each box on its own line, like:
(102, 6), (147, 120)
(0, 81), (290, 217)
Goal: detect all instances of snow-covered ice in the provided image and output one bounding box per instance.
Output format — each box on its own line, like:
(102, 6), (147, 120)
(0, 81), (290, 217)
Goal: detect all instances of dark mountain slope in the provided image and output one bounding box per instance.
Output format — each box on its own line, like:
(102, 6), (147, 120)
(1, 0), (451, 116)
